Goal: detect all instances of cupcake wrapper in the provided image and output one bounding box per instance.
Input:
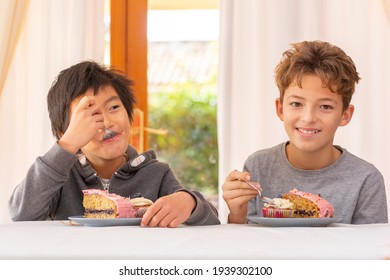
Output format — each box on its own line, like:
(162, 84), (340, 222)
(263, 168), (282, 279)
(262, 208), (293, 218)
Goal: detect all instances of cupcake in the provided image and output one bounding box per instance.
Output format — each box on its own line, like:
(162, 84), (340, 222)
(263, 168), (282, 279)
(261, 188), (335, 218)
(262, 198), (294, 218)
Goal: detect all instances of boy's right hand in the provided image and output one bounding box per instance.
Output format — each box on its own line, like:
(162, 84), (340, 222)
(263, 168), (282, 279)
(58, 96), (105, 154)
(222, 170), (262, 224)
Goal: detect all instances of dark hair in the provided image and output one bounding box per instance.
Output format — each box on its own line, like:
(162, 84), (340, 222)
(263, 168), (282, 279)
(275, 41), (361, 110)
(47, 61), (136, 139)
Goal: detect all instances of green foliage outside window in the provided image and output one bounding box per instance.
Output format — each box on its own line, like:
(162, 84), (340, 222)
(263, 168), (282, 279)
(148, 82), (218, 199)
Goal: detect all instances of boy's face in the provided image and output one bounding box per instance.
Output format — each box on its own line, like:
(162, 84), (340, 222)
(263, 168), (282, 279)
(275, 75), (354, 155)
(69, 86), (130, 163)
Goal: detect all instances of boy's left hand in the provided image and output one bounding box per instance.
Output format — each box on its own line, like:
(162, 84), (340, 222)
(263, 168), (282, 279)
(140, 192), (196, 228)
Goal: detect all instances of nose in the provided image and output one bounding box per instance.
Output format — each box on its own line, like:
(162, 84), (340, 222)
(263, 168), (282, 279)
(103, 113), (114, 129)
(301, 107), (317, 123)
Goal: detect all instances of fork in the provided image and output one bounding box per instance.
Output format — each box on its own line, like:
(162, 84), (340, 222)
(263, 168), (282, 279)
(240, 179), (275, 205)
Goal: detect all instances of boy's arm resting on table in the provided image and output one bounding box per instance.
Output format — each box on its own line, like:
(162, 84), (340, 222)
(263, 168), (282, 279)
(178, 189), (220, 225)
(141, 167), (220, 227)
(8, 143), (78, 221)
(141, 189), (220, 227)
(352, 172), (388, 224)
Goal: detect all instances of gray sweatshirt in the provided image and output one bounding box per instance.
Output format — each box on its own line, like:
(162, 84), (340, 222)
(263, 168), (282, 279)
(8, 143), (220, 225)
(246, 142), (388, 224)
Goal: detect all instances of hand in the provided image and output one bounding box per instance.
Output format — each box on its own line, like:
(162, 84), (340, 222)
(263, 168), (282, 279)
(58, 96), (105, 154)
(222, 170), (262, 223)
(141, 192), (196, 228)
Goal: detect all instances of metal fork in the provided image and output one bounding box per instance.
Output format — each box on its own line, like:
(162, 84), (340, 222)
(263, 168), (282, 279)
(240, 179), (275, 205)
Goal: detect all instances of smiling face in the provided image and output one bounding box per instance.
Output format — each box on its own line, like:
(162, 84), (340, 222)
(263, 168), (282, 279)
(276, 75), (354, 160)
(70, 86), (130, 165)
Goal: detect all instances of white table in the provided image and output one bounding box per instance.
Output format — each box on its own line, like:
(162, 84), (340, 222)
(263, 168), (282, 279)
(0, 221), (389, 259)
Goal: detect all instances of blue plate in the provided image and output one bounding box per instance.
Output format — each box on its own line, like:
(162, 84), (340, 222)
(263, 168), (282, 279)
(247, 215), (337, 227)
(68, 216), (141, 227)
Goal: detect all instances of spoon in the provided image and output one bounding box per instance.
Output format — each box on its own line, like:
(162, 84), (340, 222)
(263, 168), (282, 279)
(240, 179), (276, 205)
(103, 129), (116, 140)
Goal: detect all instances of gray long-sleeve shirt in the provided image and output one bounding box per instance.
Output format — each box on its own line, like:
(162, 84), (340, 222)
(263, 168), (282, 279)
(8, 143), (220, 225)
(245, 142), (388, 224)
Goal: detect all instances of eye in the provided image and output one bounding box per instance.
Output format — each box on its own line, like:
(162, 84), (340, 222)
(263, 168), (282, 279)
(109, 105), (120, 111)
(289, 102), (302, 107)
(320, 104), (334, 110)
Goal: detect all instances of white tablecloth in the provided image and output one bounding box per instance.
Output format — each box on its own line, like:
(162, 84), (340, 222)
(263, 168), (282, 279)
(1, 221), (389, 259)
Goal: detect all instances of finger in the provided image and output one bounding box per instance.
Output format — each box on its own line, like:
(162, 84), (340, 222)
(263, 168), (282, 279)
(87, 116), (105, 136)
(140, 204), (158, 227)
(229, 194), (258, 205)
(167, 216), (182, 228)
(77, 96), (96, 111)
(223, 188), (259, 201)
(92, 114), (104, 124)
(222, 179), (251, 192)
(96, 123), (106, 135)
(141, 202), (167, 227)
(226, 171), (262, 191)
(149, 208), (171, 227)
(227, 170), (251, 182)
(224, 194), (258, 207)
(240, 179), (262, 192)
(157, 212), (178, 228)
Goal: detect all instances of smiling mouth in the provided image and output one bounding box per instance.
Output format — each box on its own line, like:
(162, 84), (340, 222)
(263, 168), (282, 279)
(296, 128), (321, 135)
(103, 129), (117, 140)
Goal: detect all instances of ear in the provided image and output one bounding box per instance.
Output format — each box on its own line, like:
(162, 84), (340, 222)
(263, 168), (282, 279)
(275, 98), (284, 121)
(339, 105), (354, 126)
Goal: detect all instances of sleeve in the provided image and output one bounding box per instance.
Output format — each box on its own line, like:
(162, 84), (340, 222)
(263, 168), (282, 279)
(158, 167), (220, 225)
(177, 189), (220, 225)
(352, 170), (388, 224)
(8, 143), (79, 221)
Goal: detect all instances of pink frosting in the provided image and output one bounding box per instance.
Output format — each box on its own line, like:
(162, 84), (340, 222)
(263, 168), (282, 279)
(288, 188), (334, 218)
(83, 189), (136, 218)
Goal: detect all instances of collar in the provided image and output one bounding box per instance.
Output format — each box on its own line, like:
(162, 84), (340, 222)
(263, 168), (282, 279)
(75, 145), (157, 181)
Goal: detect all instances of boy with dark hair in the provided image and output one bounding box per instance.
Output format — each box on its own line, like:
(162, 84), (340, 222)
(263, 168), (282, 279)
(222, 41), (388, 224)
(9, 61), (220, 227)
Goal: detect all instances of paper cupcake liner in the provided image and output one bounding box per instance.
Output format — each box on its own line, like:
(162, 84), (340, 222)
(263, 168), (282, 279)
(262, 208), (294, 218)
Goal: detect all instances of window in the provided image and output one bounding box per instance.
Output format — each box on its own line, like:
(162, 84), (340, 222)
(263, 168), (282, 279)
(106, 0), (220, 207)
(147, 4), (219, 207)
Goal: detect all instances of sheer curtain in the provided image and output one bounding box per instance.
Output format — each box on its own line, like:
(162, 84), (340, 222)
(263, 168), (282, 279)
(0, 0), (30, 96)
(0, 0), (104, 223)
(218, 0), (390, 223)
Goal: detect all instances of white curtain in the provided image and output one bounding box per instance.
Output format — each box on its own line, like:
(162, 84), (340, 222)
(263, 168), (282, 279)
(0, 0), (30, 96)
(0, 0), (105, 223)
(218, 0), (390, 223)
